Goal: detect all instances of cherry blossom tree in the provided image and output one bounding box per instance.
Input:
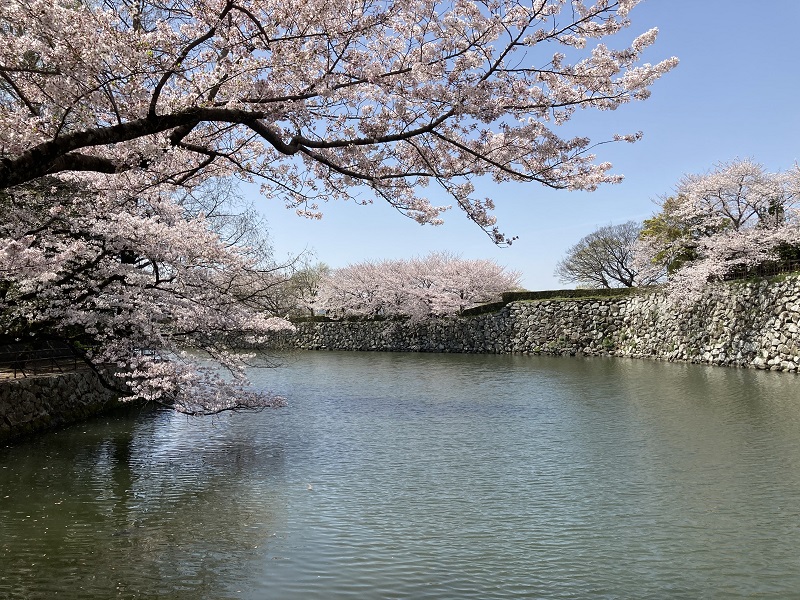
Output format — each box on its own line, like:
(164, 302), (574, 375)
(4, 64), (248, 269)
(0, 0), (678, 412)
(0, 0), (677, 243)
(0, 177), (295, 414)
(636, 159), (800, 300)
(555, 220), (659, 288)
(315, 252), (520, 319)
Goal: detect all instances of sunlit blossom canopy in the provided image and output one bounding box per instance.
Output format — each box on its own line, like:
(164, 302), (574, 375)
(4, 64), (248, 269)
(636, 159), (800, 301)
(0, 0), (677, 413)
(0, 0), (677, 243)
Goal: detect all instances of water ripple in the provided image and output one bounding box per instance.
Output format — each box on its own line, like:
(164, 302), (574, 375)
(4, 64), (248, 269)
(2, 352), (800, 598)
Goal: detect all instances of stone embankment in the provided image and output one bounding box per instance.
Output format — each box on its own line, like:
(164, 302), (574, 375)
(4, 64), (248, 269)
(3, 276), (796, 444)
(0, 369), (120, 444)
(285, 276), (800, 373)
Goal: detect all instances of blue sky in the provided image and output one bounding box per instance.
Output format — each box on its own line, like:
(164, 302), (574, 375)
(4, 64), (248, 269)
(245, 0), (800, 290)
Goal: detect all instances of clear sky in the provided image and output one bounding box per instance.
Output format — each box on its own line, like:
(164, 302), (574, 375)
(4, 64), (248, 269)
(244, 0), (800, 291)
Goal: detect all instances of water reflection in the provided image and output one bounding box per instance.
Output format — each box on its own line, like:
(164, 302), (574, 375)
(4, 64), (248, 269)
(1, 352), (799, 598)
(0, 409), (291, 599)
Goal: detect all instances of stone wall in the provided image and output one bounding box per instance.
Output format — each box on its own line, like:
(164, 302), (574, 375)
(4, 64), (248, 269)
(285, 275), (800, 373)
(0, 369), (121, 444)
(4, 277), (795, 443)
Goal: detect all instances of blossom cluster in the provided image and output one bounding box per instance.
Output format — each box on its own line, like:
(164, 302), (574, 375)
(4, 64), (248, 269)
(314, 252), (521, 320)
(0, 0), (678, 410)
(0, 0), (676, 243)
(0, 178), (294, 413)
(635, 159), (800, 302)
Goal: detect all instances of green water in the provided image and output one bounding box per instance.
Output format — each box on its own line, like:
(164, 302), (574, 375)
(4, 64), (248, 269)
(1, 352), (799, 599)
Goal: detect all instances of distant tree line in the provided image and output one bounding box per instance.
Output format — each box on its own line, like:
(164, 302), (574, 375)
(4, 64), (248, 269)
(290, 252), (521, 321)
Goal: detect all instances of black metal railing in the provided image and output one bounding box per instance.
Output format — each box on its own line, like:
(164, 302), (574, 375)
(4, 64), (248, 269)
(0, 340), (81, 378)
(722, 260), (800, 282)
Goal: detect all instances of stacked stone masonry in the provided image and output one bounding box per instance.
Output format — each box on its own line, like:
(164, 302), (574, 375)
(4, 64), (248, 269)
(4, 277), (797, 444)
(0, 370), (120, 444)
(286, 276), (800, 373)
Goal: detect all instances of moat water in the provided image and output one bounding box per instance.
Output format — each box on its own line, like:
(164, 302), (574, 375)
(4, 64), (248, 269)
(1, 351), (799, 599)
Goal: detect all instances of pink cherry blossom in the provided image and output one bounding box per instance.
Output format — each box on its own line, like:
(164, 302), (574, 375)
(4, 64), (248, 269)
(0, 178), (295, 414)
(636, 159), (800, 303)
(0, 0), (678, 412)
(0, 0), (676, 243)
(316, 252), (520, 320)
